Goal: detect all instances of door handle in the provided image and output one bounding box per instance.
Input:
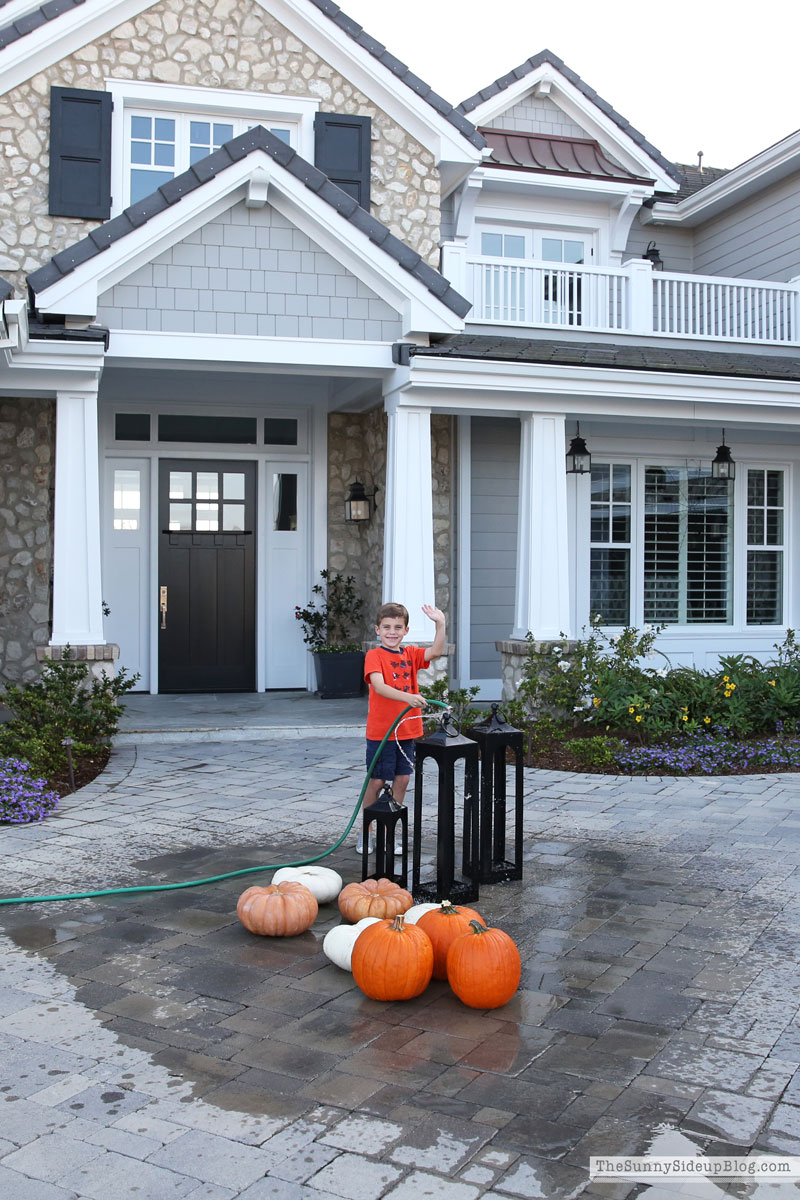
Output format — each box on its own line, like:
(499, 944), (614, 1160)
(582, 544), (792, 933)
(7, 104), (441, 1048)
(159, 586), (167, 629)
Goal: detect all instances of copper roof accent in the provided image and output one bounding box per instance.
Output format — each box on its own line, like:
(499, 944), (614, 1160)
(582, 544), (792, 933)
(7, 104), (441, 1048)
(481, 128), (654, 185)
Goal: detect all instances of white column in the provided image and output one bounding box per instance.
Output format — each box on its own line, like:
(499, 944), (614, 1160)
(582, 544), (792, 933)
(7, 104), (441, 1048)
(627, 258), (654, 334)
(382, 405), (435, 642)
(51, 388), (105, 645)
(513, 413), (571, 641)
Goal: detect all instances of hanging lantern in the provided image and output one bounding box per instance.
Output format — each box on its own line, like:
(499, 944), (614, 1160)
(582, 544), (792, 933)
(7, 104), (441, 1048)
(711, 431), (736, 481)
(411, 710), (480, 906)
(344, 480), (371, 522)
(468, 703), (524, 885)
(566, 424), (591, 475)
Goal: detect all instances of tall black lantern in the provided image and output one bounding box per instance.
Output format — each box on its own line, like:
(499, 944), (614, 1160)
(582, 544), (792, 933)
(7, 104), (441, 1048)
(412, 711), (480, 905)
(468, 703), (524, 884)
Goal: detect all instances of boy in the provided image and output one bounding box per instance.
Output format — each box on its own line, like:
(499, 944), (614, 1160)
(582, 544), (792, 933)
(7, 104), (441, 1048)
(359, 602), (446, 852)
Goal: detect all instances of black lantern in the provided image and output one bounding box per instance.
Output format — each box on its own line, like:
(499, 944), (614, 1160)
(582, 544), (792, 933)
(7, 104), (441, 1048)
(711, 430), (736, 481)
(412, 710), (480, 905)
(344, 479), (371, 522)
(468, 703), (524, 884)
(642, 240), (664, 270)
(566, 423), (591, 475)
(361, 784), (408, 887)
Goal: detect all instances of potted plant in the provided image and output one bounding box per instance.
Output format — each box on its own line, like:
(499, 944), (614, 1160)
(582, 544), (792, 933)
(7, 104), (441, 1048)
(295, 570), (366, 699)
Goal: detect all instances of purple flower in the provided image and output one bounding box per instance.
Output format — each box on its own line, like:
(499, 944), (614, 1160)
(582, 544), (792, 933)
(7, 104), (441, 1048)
(0, 758), (59, 823)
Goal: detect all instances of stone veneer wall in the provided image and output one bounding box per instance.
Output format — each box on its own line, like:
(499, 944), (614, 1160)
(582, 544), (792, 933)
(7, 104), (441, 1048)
(0, 398), (55, 683)
(328, 410), (453, 642)
(0, 0), (442, 293)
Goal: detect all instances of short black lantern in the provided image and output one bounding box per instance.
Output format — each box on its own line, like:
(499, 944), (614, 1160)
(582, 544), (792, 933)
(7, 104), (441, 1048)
(344, 479), (370, 522)
(468, 703), (524, 884)
(361, 784), (408, 887)
(711, 430), (736, 481)
(566, 423), (591, 475)
(412, 710), (480, 905)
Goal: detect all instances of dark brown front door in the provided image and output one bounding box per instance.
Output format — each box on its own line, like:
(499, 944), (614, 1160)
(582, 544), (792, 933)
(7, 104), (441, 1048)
(158, 460), (256, 692)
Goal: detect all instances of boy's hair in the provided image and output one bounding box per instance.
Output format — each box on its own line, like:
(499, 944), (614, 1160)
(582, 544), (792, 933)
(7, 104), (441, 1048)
(375, 602), (409, 626)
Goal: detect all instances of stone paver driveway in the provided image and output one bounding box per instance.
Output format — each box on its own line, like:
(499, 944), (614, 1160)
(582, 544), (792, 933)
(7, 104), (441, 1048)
(1, 738), (800, 1197)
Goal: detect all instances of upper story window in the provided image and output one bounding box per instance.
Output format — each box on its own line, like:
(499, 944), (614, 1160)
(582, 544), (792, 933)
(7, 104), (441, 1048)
(127, 110), (293, 206)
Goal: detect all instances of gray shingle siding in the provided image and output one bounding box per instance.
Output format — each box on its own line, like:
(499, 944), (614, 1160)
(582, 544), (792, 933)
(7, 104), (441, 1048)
(97, 201), (402, 340)
(693, 173), (800, 283)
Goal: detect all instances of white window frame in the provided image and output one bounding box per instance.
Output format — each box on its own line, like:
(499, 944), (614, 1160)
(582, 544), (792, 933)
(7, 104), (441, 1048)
(579, 456), (791, 634)
(107, 79), (320, 216)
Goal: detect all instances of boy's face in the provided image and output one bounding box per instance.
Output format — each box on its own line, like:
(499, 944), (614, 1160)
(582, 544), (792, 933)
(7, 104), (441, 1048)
(376, 616), (408, 650)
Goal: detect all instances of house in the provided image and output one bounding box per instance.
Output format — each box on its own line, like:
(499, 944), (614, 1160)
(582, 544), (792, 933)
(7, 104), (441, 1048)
(0, 1), (798, 698)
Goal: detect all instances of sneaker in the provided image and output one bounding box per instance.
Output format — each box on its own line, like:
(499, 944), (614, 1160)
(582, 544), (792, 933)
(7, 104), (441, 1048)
(356, 830), (375, 854)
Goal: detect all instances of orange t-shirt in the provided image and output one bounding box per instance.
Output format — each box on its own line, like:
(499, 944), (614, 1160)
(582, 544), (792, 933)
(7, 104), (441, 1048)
(364, 643), (428, 741)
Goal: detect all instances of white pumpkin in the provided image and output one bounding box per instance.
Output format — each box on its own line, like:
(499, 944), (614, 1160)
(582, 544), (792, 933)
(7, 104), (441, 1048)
(403, 902), (440, 924)
(271, 866), (343, 905)
(323, 917), (381, 971)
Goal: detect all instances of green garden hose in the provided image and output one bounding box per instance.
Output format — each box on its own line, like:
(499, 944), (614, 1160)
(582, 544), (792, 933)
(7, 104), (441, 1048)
(0, 700), (449, 907)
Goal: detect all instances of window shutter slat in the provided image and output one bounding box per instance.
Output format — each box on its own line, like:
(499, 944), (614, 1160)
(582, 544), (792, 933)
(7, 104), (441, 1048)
(314, 113), (371, 210)
(49, 87), (112, 219)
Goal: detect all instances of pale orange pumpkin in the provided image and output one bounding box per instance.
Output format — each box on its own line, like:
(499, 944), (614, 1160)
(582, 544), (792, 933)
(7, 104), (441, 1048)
(237, 881), (318, 936)
(446, 920), (521, 1009)
(417, 899), (485, 980)
(337, 877), (413, 923)
(352, 913), (433, 1000)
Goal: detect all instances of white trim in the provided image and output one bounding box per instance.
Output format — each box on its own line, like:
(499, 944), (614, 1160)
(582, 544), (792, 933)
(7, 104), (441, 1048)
(456, 414), (472, 686)
(477, 166), (655, 203)
(463, 63), (679, 194)
(33, 147), (466, 337)
(644, 129), (800, 228)
(106, 333), (397, 373)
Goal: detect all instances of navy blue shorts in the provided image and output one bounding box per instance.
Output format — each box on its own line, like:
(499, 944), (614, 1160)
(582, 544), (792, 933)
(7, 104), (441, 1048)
(366, 738), (416, 780)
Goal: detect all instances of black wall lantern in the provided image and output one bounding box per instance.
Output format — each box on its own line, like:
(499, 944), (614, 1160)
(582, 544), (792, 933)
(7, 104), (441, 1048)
(711, 430), (736, 481)
(642, 240), (664, 270)
(412, 710), (480, 905)
(344, 479), (374, 522)
(468, 703), (524, 885)
(566, 423), (591, 475)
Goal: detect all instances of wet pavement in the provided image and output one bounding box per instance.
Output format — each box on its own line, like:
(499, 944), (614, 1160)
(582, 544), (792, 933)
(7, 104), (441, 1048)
(2, 734), (800, 1198)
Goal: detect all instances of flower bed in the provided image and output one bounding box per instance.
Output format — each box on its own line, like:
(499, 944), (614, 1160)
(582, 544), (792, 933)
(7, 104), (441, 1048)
(0, 757), (58, 822)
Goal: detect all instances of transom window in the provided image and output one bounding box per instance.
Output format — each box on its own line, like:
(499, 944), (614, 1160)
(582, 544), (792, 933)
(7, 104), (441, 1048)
(127, 110), (294, 205)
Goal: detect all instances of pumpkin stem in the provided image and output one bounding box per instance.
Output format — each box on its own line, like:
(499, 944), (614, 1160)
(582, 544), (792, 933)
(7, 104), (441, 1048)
(468, 919), (489, 935)
(390, 914), (406, 932)
(440, 900), (456, 914)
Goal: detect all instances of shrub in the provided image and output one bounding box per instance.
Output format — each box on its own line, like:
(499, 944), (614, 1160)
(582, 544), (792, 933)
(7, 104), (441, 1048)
(0, 651), (139, 780)
(0, 757), (59, 822)
(567, 736), (626, 769)
(419, 675), (482, 733)
(295, 570), (365, 652)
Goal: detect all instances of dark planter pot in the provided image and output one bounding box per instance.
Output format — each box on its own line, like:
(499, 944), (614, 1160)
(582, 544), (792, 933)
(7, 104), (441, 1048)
(313, 651), (365, 699)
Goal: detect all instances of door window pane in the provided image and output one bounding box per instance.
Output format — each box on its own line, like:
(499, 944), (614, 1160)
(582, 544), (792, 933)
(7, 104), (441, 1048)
(273, 474), (297, 531)
(196, 472), (218, 500)
(223, 472), (245, 500)
(481, 232), (503, 257)
(263, 418), (298, 446)
(113, 469), (140, 530)
(169, 503), (192, 530)
(589, 464), (632, 624)
(169, 471), (192, 500)
(223, 504), (246, 531)
(195, 503), (219, 531)
(115, 413), (150, 441)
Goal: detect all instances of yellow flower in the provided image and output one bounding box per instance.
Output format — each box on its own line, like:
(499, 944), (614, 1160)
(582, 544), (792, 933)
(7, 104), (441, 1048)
(704, 716), (711, 724)
(635, 715), (642, 723)
(628, 706), (635, 713)
(768, 680), (776, 687)
(724, 690), (732, 698)
(682, 714), (689, 721)
(681, 706), (688, 712)
(593, 697), (601, 707)
(729, 683), (736, 690)
(723, 675), (729, 682)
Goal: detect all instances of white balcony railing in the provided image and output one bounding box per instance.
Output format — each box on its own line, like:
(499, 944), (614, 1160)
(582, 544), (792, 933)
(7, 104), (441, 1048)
(442, 246), (800, 346)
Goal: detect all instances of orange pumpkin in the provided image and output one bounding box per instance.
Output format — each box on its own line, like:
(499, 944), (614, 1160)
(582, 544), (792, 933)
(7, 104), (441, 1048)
(338, 877), (413, 923)
(417, 899), (485, 980)
(446, 920), (521, 1009)
(352, 913), (434, 1000)
(237, 881), (318, 936)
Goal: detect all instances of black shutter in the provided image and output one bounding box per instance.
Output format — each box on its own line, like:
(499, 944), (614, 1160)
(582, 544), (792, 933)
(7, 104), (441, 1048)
(49, 87), (112, 219)
(314, 113), (371, 210)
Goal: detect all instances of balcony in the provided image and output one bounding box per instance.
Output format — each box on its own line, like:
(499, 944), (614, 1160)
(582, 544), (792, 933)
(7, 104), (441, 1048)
(441, 246), (800, 346)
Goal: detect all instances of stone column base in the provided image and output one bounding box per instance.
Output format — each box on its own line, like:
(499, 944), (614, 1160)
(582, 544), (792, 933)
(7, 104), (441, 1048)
(37, 644), (120, 681)
(496, 638), (579, 701)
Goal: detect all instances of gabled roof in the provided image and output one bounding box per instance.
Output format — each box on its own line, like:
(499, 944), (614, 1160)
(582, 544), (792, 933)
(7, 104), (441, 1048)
(660, 162), (730, 204)
(482, 129), (653, 185)
(459, 49), (683, 187)
(28, 125), (470, 322)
